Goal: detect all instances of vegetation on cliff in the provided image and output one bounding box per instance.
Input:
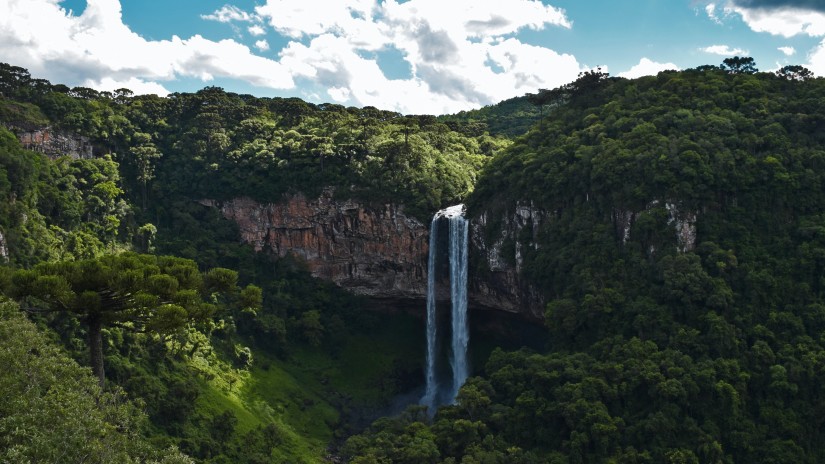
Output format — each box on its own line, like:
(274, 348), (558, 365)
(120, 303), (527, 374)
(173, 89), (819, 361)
(344, 63), (825, 463)
(0, 63), (431, 462)
(0, 298), (193, 463)
(5, 58), (825, 463)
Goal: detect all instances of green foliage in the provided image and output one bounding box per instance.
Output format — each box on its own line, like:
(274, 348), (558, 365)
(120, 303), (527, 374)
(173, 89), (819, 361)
(0, 298), (192, 463)
(349, 65), (825, 462)
(0, 127), (130, 265)
(439, 96), (542, 138)
(7, 253), (241, 385)
(722, 56), (758, 74)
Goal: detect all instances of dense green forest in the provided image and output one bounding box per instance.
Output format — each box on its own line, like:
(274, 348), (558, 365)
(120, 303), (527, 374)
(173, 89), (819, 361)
(0, 62), (492, 462)
(4, 58), (825, 463)
(346, 62), (825, 462)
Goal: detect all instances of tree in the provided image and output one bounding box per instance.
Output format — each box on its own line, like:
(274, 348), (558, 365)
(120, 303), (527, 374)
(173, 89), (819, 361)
(776, 65), (813, 81)
(8, 253), (240, 387)
(128, 134), (163, 209)
(0, 298), (193, 463)
(721, 56), (758, 74)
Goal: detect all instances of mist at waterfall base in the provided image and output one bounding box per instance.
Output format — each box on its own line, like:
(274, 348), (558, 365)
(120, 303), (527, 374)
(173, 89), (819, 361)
(421, 205), (470, 411)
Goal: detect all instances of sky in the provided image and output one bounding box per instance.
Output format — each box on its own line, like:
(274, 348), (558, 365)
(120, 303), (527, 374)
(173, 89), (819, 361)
(1, 0), (825, 115)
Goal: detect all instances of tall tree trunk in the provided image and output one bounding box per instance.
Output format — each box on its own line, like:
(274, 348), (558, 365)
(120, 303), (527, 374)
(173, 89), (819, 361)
(87, 313), (105, 388)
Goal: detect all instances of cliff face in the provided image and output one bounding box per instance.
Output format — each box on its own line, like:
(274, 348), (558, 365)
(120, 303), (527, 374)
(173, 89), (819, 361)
(468, 203), (547, 319)
(202, 193), (429, 299)
(16, 127), (93, 160)
(0, 229), (7, 263)
(207, 192), (699, 321)
(206, 192), (546, 319)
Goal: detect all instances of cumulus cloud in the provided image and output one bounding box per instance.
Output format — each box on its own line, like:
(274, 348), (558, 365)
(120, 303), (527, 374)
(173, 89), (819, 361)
(84, 76), (169, 95)
(804, 39), (825, 75)
(0, 0), (581, 113)
(201, 5), (254, 23)
(617, 58), (679, 78)
(248, 25), (266, 36)
(701, 44), (750, 55)
(710, 0), (825, 37)
(778, 45), (797, 55)
(0, 0), (293, 96)
(730, 6), (825, 36)
(267, 0), (581, 113)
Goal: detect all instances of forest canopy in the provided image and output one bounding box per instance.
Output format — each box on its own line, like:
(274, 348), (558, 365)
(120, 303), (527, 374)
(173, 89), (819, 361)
(4, 60), (825, 463)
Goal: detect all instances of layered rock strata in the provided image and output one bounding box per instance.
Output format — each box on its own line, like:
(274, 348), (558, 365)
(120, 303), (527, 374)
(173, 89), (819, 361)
(205, 192), (546, 318)
(16, 127), (93, 160)
(201, 194), (429, 299)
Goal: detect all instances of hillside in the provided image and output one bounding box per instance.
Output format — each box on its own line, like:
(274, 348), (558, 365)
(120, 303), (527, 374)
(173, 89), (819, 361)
(5, 60), (825, 463)
(0, 63), (449, 462)
(438, 95), (541, 138)
(345, 67), (825, 463)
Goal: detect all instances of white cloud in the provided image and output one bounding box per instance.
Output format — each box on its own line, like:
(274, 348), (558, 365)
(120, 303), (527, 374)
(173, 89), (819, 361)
(83, 76), (169, 95)
(701, 44), (749, 55)
(255, 0), (380, 39)
(724, 3), (825, 37)
(201, 5), (254, 23)
(270, 0), (580, 113)
(0, 0), (581, 113)
(778, 45), (797, 55)
(804, 38), (825, 75)
(248, 24), (266, 36)
(327, 86), (351, 102)
(0, 0), (294, 96)
(705, 3), (723, 23)
(617, 57), (679, 78)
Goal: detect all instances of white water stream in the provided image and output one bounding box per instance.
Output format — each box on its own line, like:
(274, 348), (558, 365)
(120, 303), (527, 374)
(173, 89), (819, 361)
(421, 205), (469, 411)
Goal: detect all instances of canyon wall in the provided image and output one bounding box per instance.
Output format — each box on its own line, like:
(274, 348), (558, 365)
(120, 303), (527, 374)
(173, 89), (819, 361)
(16, 127), (94, 160)
(202, 193), (429, 300)
(207, 192), (698, 321)
(467, 203), (547, 319)
(205, 192), (546, 319)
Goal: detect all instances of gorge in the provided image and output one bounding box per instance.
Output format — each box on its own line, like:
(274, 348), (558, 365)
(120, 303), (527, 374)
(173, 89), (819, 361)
(7, 60), (825, 463)
(203, 191), (547, 320)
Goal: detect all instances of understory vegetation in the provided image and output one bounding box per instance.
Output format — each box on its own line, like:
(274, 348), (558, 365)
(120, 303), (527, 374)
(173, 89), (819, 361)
(3, 59), (825, 463)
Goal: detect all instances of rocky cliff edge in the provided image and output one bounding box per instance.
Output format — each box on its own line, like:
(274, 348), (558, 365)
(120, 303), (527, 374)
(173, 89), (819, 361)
(202, 191), (546, 319)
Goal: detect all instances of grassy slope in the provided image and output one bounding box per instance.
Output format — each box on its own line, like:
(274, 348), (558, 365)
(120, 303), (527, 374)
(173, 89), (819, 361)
(184, 311), (424, 462)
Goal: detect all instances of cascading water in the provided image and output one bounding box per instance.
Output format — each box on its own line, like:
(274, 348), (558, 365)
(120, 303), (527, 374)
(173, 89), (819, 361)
(421, 215), (440, 410)
(421, 204), (469, 411)
(448, 211), (469, 400)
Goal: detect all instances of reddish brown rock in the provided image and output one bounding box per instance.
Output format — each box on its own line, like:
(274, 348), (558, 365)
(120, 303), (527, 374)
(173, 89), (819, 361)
(205, 192), (546, 319)
(202, 193), (429, 299)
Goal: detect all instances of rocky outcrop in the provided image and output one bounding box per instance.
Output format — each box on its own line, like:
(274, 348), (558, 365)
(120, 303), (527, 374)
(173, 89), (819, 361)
(206, 192), (547, 319)
(17, 127), (93, 159)
(0, 229), (7, 263)
(613, 201), (698, 252)
(206, 191), (701, 321)
(665, 202), (697, 252)
(468, 203), (546, 319)
(202, 193), (429, 299)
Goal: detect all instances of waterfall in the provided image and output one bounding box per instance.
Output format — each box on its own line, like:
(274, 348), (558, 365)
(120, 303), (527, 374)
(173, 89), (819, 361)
(421, 215), (439, 410)
(421, 204), (469, 411)
(448, 211), (469, 400)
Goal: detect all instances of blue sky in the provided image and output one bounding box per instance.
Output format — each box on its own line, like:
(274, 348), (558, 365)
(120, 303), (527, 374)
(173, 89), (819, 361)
(1, 0), (824, 114)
